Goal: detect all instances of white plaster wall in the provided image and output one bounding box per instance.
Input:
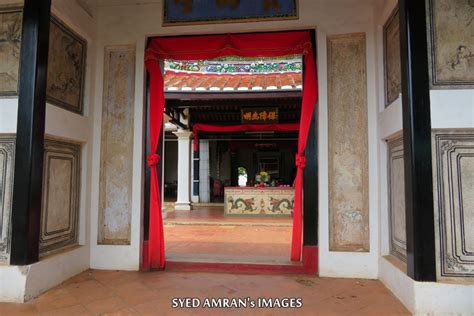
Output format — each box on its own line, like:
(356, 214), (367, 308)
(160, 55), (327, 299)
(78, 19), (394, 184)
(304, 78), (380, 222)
(430, 90), (474, 129)
(380, 257), (474, 315)
(0, 99), (18, 133)
(93, 0), (381, 276)
(89, 17), (145, 271)
(24, 246), (90, 301)
(375, 0), (474, 314)
(0, 266), (27, 302)
(0, 0), (97, 302)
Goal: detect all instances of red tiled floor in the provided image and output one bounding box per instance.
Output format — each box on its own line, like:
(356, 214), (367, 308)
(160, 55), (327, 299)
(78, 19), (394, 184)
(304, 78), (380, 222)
(164, 206), (292, 264)
(0, 270), (410, 315)
(165, 206), (292, 224)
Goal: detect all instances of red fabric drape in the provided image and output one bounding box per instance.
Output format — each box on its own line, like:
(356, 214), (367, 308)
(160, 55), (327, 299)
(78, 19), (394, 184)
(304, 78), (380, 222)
(144, 31), (318, 268)
(144, 59), (165, 269)
(192, 123), (300, 151)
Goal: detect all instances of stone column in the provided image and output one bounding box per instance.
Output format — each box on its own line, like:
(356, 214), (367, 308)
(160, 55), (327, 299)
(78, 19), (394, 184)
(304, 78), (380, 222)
(199, 140), (210, 203)
(191, 140), (200, 203)
(173, 130), (192, 210)
(161, 127), (167, 218)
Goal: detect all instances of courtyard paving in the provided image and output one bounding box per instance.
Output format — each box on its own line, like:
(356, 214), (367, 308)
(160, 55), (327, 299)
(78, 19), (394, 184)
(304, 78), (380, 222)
(164, 206), (292, 263)
(0, 269), (410, 315)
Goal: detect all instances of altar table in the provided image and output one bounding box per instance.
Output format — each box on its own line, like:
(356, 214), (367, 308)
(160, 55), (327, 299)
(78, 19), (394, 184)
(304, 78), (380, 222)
(224, 187), (294, 216)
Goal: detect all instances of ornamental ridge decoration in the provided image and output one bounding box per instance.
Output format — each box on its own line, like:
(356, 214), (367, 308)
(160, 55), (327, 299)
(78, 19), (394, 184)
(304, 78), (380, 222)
(165, 58), (302, 74)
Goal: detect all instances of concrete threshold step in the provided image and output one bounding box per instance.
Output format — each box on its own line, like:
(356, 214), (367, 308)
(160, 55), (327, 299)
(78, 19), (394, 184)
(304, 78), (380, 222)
(166, 253), (294, 265)
(163, 221), (292, 227)
(166, 261), (307, 274)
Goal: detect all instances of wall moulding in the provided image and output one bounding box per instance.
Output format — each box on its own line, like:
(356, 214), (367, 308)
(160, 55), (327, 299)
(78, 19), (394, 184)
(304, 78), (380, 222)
(383, 6), (401, 107)
(432, 130), (474, 281)
(327, 32), (369, 252)
(387, 136), (407, 263)
(46, 15), (87, 115)
(0, 135), (15, 264)
(39, 139), (81, 256)
(98, 45), (136, 245)
(0, 6), (22, 96)
(427, 0), (474, 88)
(0, 7), (88, 111)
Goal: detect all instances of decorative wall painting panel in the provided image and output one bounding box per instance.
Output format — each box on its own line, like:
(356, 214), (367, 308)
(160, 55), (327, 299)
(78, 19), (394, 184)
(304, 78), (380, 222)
(163, 0), (298, 26)
(224, 187), (294, 216)
(327, 33), (369, 252)
(0, 135), (15, 264)
(98, 45), (135, 245)
(46, 16), (87, 114)
(428, 0), (474, 87)
(383, 7), (401, 106)
(0, 8), (22, 95)
(40, 139), (81, 256)
(387, 137), (407, 262)
(433, 131), (474, 280)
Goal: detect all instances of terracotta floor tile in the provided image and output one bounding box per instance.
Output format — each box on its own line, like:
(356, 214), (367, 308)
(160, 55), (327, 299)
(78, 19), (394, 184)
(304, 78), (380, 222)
(0, 207), (410, 315)
(32, 293), (80, 312)
(110, 280), (149, 294)
(0, 303), (39, 316)
(39, 304), (92, 316)
(68, 286), (115, 304)
(83, 295), (128, 315)
(63, 280), (104, 293)
(164, 207), (292, 263)
(0, 270), (410, 316)
(115, 288), (160, 306)
(102, 307), (140, 316)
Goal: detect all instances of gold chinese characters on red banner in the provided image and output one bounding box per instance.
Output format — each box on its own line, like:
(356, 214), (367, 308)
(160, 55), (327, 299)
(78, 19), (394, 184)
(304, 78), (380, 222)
(241, 108), (279, 124)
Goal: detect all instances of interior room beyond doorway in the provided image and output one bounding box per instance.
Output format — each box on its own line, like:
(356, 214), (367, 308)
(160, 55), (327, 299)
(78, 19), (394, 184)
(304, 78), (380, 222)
(161, 54), (303, 265)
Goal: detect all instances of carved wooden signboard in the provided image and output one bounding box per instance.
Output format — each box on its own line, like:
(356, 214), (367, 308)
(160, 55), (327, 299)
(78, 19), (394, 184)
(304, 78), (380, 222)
(242, 108), (279, 124)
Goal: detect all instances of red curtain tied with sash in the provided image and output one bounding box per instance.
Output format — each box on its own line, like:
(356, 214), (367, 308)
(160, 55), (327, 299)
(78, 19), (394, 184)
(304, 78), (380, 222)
(144, 31), (318, 269)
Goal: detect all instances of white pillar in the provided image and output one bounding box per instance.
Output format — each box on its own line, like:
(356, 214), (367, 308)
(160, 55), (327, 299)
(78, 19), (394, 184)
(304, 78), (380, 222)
(199, 140), (210, 203)
(161, 125), (167, 218)
(191, 140), (200, 203)
(173, 130), (192, 210)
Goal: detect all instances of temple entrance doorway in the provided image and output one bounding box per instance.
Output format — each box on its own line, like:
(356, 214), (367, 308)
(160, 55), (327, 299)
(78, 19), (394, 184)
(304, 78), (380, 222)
(143, 31), (318, 272)
(162, 57), (301, 265)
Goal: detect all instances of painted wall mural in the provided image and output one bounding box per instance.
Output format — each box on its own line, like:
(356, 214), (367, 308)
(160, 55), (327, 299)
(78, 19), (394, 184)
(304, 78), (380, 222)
(383, 7), (401, 106)
(387, 136), (407, 263)
(46, 16), (87, 114)
(0, 136), (15, 264)
(163, 0), (298, 25)
(99, 45), (135, 245)
(433, 131), (474, 280)
(0, 9), (87, 111)
(224, 188), (294, 216)
(327, 33), (369, 252)
(429, 0), (474, 87)
(0, 8), (22, 96)
(40, 139), (81, 256)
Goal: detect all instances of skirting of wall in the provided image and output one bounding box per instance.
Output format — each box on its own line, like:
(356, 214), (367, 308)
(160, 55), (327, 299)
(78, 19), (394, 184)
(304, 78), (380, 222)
(0, 246), (89, 303)
(319, 252), (378, 279)
(379, 257), (474, 315)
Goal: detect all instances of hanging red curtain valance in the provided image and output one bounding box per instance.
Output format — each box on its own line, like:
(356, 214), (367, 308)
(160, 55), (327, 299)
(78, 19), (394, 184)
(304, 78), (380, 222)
(192, 123), (300, 151)
(144, 31), (318, 270)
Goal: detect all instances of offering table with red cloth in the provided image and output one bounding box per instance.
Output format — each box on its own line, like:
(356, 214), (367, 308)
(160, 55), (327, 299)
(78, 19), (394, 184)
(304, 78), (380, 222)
(224, 187), (294, 217)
